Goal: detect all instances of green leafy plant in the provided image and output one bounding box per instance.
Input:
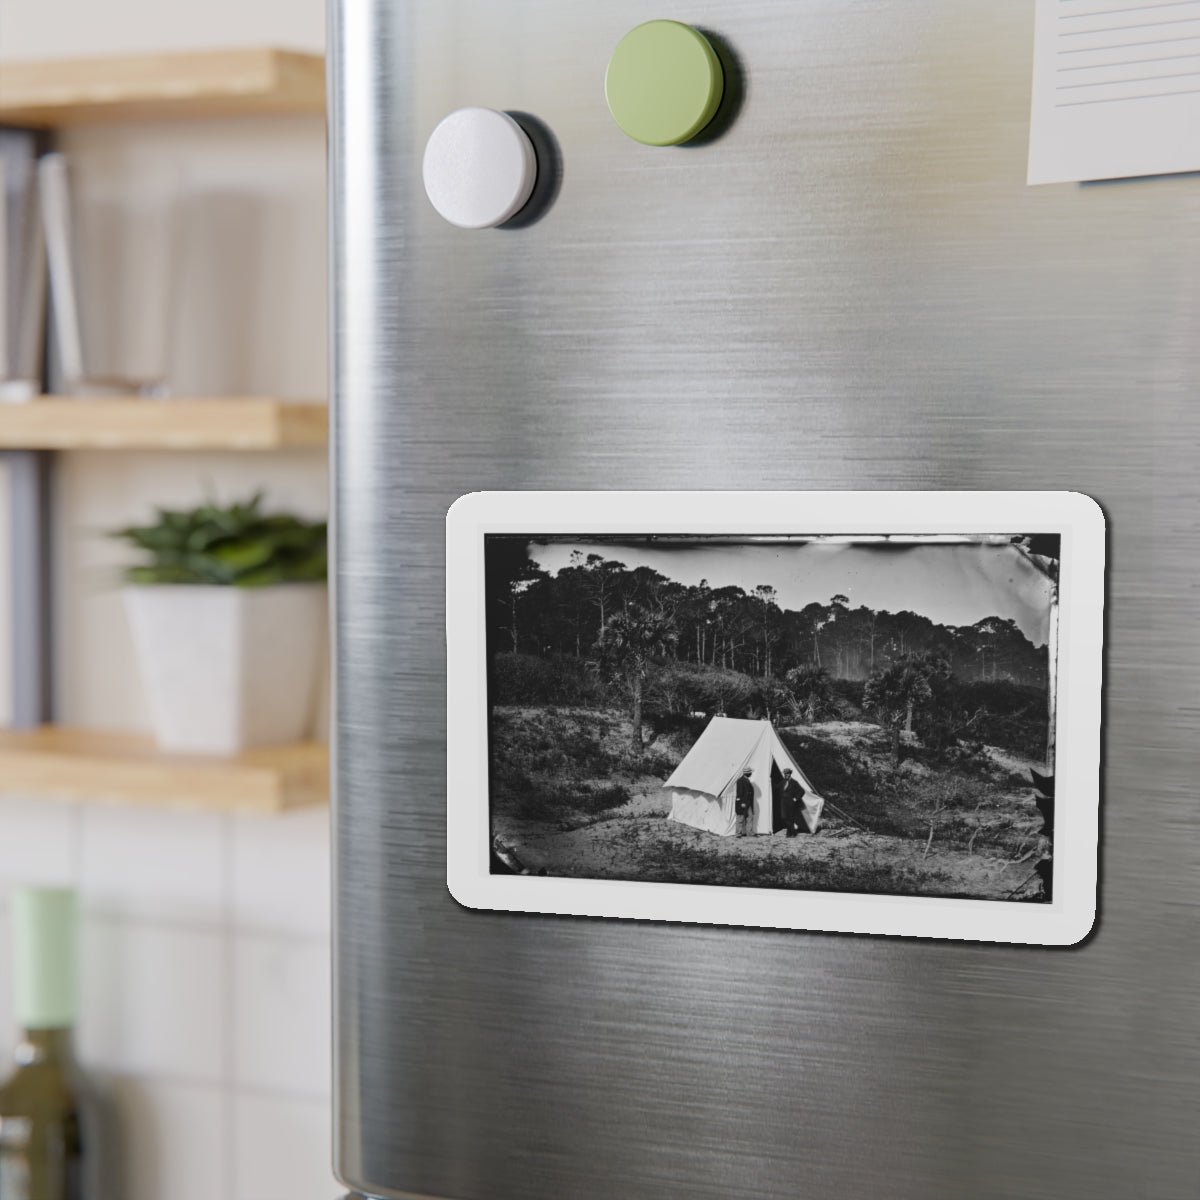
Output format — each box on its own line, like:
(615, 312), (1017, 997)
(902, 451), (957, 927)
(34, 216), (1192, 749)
(113, 494), (327, 587)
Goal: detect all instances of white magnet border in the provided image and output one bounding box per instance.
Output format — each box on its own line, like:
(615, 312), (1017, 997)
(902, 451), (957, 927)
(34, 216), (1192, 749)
(446, 490), (1104, 946)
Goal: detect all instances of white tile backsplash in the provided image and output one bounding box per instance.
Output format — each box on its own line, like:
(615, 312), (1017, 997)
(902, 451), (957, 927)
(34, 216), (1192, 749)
(232, 805), (330, 936)
(233, 934), (330, 1098)
(232, 1093), (337, 1200)
(0, 803), (333, 1197)
(0, 796), (78, 888)
(78, 916), (225, 1082)
(81, 804), (225, 924)
(107, 1077), (227, 1200)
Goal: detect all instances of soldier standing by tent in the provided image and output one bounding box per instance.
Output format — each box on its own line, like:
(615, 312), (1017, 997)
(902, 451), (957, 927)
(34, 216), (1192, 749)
(782, 768), (808, 837)
(735, 767), (755, 837)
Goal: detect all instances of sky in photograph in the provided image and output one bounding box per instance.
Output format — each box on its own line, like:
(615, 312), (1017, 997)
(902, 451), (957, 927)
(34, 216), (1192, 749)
(527, 540), (1055, 646)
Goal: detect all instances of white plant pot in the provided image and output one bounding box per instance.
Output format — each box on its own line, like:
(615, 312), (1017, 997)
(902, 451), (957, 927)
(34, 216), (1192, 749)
(124, 583), (326, 756)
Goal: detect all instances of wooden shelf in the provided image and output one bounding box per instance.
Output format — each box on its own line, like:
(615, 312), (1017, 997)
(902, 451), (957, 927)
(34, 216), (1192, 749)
(0, 726), (327, 813)
(0, 48), (325, 127)
(0, 397), (327, 450)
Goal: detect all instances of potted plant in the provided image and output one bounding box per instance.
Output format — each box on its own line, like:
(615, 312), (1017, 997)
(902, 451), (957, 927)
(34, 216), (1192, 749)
(113, 494), (327, 755)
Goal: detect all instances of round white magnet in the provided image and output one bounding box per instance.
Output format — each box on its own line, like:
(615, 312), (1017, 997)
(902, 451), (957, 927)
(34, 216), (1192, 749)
(422, 107), (538, 230)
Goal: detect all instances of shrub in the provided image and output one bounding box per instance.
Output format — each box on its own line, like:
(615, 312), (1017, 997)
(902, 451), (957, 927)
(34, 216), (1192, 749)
(919, 774), (995, 812)
(632, 744), (681, 779)
(645, 663), (712, 716)
(491, 763), (633, 825)
(917, 678), (1049, 760)
(490, 709), (620, 777)
(577, 782), (633, 814)
(645, 710), (708, 744)
(490, 653), (611, 707)
(829, 678), (865, 717)
(782, 667), (834, 723)
(751, 677), (798, 723)
(490, 769), (565, 824)
(647, 663), (758, 718)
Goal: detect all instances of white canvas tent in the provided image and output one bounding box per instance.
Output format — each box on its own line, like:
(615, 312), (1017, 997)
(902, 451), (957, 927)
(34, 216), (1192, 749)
(665, 717), (825, 838)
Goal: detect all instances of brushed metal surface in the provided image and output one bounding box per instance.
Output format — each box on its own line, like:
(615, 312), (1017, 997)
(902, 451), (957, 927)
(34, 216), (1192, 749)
(330, 2), (1200, 1197)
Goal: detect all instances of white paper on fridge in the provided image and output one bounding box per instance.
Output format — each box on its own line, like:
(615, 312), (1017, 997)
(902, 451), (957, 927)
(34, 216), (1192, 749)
(1028, 0), (1200, 184)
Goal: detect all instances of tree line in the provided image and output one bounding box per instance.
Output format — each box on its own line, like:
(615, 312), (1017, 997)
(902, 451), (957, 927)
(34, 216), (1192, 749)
(487, 545), (1049, 688)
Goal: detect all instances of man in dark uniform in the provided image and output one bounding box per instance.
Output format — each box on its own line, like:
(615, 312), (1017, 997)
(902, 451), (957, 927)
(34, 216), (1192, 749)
(782, 767), (808, 837)
(734, 767), (755, 837)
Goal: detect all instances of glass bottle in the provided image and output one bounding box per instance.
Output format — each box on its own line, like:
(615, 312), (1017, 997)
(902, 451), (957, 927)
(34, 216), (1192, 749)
(0, 888), (87, 1200)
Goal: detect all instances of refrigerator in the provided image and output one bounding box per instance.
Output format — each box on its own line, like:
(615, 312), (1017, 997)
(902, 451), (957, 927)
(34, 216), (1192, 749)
(328, 2), (1200, 1198)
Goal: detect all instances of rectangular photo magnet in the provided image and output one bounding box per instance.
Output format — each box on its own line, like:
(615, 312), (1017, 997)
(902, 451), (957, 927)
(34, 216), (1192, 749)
(446, 491), (1105, 945)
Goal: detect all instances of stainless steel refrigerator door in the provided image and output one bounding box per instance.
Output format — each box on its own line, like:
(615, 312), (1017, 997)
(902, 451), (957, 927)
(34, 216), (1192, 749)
(329, 2), (1200, 1198)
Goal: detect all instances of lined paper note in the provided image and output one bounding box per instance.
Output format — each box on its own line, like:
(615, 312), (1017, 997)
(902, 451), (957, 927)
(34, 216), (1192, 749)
(1028, 0), (1200, 183)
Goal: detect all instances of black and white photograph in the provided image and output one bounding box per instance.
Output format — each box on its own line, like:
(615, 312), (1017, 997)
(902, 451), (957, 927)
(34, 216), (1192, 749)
(483, 531), (1060, 904)
(447, 490), (1102, 942)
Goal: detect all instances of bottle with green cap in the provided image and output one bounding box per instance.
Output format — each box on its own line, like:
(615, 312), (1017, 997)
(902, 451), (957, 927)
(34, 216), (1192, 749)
(0, 888), (93, 1200)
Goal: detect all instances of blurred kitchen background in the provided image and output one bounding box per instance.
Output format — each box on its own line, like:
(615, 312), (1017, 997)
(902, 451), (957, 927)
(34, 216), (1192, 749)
(0, 0), (334, 1197)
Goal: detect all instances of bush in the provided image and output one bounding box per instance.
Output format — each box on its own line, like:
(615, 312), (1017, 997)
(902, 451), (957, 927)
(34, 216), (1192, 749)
(490, 707), (670, 828)
(627, 742), (681, 779)
(490, 769), (566, 824)
(829, 678), (865, 717)
(492, 770), (632, 825)
(919, 774), (995, 812)
(645, 663), (713, 716)
(644, 709), (707, 745)
(916, 678), (1049, 760)
(577, 782), (633, 814)
(750, 677), (797, 722)
(490, 653), (611, 707)
(647, 663), (757, 718)
(491, 709), (621, 777)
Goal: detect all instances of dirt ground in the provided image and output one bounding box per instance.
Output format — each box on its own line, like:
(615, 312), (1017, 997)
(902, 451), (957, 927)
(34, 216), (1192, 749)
(493, 784), (1046, 902)
(491, 711), (1049, 902)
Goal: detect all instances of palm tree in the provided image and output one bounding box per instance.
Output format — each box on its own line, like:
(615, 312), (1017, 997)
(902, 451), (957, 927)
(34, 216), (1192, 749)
(784, 665), (833, 724)
(863, 653), (950, 764)
(602, 606), (678, 752)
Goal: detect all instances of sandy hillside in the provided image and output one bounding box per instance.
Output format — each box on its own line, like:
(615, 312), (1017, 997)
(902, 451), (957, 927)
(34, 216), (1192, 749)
(491, 708), (1050, 902)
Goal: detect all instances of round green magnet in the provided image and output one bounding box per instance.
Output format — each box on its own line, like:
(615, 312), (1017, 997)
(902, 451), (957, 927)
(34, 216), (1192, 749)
(605, 20), (725, 147)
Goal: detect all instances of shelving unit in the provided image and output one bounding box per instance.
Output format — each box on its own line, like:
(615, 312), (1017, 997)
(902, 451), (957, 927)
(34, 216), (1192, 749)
(0, 726), (327, 812)
(0, 397), (328, 450)
(0, 49), (330, 811)
(0, 48), (325, 126)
